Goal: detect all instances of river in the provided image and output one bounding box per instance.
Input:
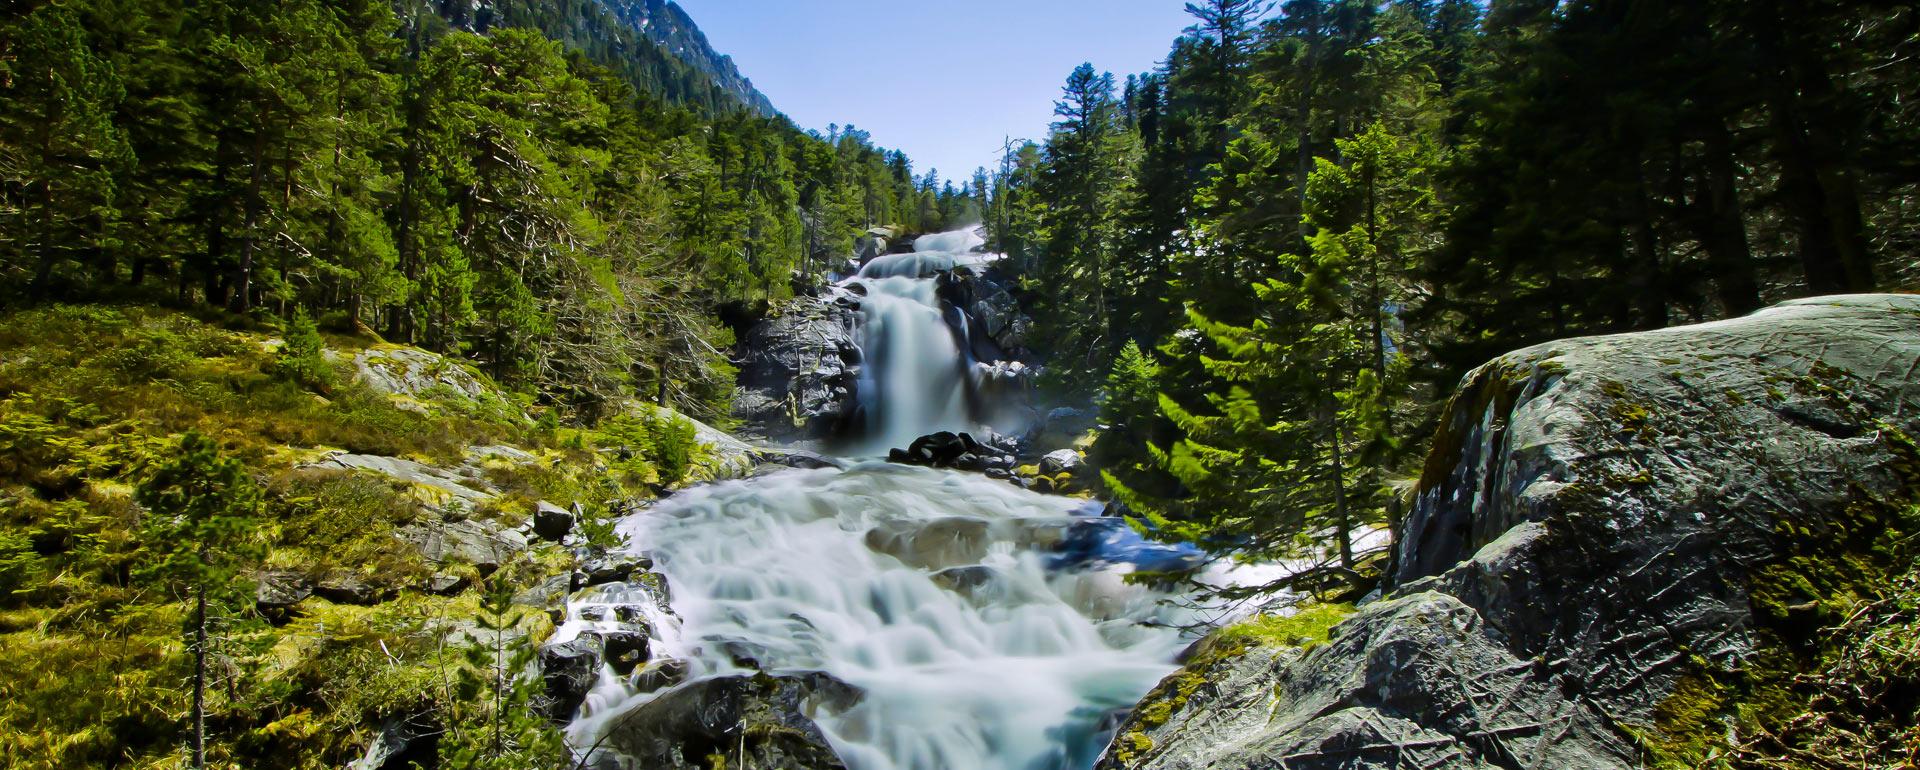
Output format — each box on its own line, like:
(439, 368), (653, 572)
(561, 230), (1219, 770)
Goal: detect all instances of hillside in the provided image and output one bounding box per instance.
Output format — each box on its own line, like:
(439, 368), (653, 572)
(429, 0), (776, 117)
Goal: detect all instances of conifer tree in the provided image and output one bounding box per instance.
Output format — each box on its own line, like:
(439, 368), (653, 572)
(135, 432), (265, 769)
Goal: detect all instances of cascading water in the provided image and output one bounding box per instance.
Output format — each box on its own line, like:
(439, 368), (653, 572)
(563, 228), (1221, 770)
(848, 229), (1001, 453)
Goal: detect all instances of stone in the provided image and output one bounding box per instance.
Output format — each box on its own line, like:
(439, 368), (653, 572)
(539, 636), (604, 720)
(533, 501), (575, 542)
(1097, 295), (1920, 770)
(423, 572), (468, 596)
(633, 657), (690, 693)
(575, 553), (653, 588)
(731, 292), (863, 442)
(305, 453), (494, 509)
(1038, 449), (1082, 477)
(1028, 406), (1097, 453)
(598, 673), (860, 770)
(348, 715), (439, 770)
(582, 626), (651, 675)
(395, 519), (528, 575)
(255, 570), (312, 614)
(314, 574), (387, 605)
(514, 573), (572, 624)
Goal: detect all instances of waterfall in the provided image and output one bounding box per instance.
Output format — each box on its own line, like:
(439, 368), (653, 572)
(563, 228), (1226, 770)
(847, 228), (999, 453)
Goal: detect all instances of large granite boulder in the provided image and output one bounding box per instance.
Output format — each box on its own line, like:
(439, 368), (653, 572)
(1099, 295), (1920, 770)
(587, 673), (861, 770)
(731, 292), (864, 442)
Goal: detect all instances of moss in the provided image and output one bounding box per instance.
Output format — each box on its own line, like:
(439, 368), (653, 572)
(1217, 602), (1355, 651)
(1639, 397), (1920, 766)
(1113, 603), (1356, 766)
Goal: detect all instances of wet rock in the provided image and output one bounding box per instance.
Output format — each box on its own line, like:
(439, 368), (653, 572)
(864, 516), (992, 569)
(533, 501), (574, 542)
(597, 673), (860, 770)
(1098, 295), (1920, 770)
(574, 553), (653, 589)
(1039, 449), (1083, 477)
(633, 658), (690, 693)
(539, 636), (604, 720)
(582, 626), (651, 675)
(348, 714), (439, 770)
(731, 293), (863, 442)
(888, 430), (1020, 475)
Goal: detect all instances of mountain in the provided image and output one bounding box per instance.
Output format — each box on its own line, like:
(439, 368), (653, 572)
(427, 0), (778, 117)
(597, 0), (779, 117)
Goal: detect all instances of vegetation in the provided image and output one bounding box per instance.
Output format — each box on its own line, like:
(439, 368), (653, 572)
(0, 304), (701, 767)
(991, 0), (1920, 592)
(0, 0), (988, 424)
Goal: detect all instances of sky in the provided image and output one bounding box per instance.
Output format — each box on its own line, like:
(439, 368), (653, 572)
(673, 0), (1201, 185)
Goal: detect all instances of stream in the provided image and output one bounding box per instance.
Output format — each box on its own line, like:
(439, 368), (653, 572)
(560, 231), (1222, 770)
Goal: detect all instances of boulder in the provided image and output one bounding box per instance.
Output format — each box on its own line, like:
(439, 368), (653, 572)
(888, 430), (1020, 474)
(1028, 406), (1097, 453)
(1096, 295), (1920, 770)
(633, 658), (690, 693)
(539, 636), (604, 720)
(314, 574), (388, 605)
(255, 570), (312, 614)
(395, 519), (528, 574)
(574, 553), (653, 589)
(532, 501), (574, 542)
(593, 673), (860, 770)
(305, 453), (493, 509)
(582, 626), (651, 675)
(731, 293), (863, 442)
(1039, 449), (1082, 477)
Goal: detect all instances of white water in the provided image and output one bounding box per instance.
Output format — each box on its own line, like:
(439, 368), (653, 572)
(565, 228), (1218, 770)
(572, 463), (1202, 770)
(848, 228), (1000, 453)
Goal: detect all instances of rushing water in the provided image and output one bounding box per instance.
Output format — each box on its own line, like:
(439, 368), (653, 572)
(565, 228), (1214, 770)
(849, 230), (1001, 453)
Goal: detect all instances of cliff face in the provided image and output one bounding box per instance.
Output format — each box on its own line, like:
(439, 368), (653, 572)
(1100, 295), (1920, 769)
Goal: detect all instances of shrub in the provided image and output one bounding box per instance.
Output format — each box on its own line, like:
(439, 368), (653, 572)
(275, 309), (335, 392)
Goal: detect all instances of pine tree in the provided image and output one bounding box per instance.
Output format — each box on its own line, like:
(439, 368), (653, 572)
(438, 576), (567, 770)
(134, 432), (265, 769)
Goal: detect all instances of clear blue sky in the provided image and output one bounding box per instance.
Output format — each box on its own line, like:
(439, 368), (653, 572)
(674, 0), (1201, 184)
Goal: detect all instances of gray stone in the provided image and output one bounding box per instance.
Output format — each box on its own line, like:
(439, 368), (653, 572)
(533, 501), (575, 542)
(514, 573), (572, 624)
(582, 626), (651, 675)
(306, 453), (494, 509)
(1099, 295), (1920, 770)
(255, 571), (312, 614)
(314, 574), (388, 605)
(596, 673), (860, 770)
(731, 292), (863, 443)
(395, 519), (528, 574)
(352, 345), (499, 408)
(540, 636), (604, 720)
(1039, 449), (1083, 477)
(575, 553), (653, 588)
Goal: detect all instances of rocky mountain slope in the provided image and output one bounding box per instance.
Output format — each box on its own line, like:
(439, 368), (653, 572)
(1099, 294), (1920, 769)
(596, 0), (778, 116)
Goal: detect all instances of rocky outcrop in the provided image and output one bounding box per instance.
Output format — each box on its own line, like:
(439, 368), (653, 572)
(731, 291), (863, 442)
(1099, 295), (1920, 770)
(587, 673), (861, 770)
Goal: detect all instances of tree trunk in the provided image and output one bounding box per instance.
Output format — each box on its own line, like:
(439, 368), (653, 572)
(192, 583), (207, 769)
(1696, 124), (1761, 314)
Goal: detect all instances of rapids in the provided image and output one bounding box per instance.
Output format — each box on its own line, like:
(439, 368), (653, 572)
(565, 228), (1216, 770)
